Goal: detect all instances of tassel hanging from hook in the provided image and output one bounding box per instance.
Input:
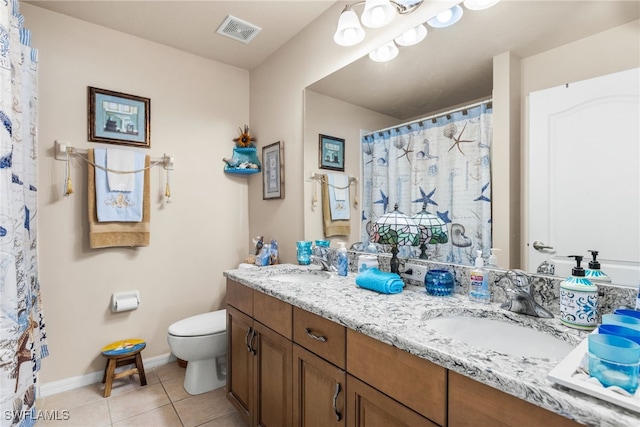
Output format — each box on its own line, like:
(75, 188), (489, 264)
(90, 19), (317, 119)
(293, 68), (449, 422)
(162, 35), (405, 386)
(165, 167), (172, 203)
(64, 151), (73, 196)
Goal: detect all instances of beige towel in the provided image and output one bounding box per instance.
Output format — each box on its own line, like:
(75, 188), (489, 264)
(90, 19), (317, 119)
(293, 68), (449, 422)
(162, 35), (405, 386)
(321, 175), (350, 237)
(88, 149), (150, 248)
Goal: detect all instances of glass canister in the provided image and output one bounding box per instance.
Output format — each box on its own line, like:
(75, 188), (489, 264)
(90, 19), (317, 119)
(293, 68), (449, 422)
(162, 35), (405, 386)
(425, 269), (454, 296)
(357, 255), (379, 273)
(296, 241), (312, 265)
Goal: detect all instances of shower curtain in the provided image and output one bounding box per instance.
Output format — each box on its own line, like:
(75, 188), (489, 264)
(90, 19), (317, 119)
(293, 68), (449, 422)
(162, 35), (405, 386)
(361, 101), (492, 265)
(1, 1), (48, 426)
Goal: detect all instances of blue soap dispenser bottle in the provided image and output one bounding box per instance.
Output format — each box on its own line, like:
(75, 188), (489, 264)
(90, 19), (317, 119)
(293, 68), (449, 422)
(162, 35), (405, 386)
(585, 250), (611, 284)
(337, 242), (348, 276)
(560, 255), (598, 330)
(469, 250), (490, 303)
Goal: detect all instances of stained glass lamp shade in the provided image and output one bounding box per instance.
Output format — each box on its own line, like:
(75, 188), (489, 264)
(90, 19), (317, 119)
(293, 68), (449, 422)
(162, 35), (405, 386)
(371, 204), (420, 273)
(411, 203), (449, 259)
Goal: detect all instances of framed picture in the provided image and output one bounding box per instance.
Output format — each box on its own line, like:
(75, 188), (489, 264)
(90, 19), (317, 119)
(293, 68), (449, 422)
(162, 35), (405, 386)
(88, 87), (150, 148)
(318, 134), (345, 171)
(263, 141), (284, 200)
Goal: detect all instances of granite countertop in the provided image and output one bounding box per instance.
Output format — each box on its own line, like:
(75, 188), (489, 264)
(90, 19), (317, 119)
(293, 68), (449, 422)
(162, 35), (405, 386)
(224, 264), (640, 427)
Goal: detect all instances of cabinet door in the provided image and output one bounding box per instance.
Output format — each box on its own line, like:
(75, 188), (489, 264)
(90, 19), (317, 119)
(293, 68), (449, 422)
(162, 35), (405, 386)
(293, 344), (346, 427)
(254, 321), (292, 427)
(448, 371), (582, 427)
(227, 306), (255, 427)
(347, 375), (439, 427)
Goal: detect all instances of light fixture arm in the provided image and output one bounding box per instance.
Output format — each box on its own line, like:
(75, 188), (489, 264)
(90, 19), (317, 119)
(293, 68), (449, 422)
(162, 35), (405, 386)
(341, 0), (423, 16)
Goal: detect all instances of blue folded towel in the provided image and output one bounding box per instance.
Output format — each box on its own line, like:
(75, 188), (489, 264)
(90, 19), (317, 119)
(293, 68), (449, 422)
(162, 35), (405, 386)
(355, 268), (404, 294)
(94, 148), (144, 222)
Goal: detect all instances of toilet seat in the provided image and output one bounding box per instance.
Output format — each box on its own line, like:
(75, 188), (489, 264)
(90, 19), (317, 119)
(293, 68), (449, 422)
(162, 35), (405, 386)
(168, 310), (226, 337)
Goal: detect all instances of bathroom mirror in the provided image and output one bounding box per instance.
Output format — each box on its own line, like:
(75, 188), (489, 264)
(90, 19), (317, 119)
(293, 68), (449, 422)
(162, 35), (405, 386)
(303, 1), (640, 284)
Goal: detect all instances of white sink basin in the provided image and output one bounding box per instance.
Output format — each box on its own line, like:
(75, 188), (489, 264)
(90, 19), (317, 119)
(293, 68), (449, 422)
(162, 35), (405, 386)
(269, 270), (330, 283)
(423, 316), (574, 359)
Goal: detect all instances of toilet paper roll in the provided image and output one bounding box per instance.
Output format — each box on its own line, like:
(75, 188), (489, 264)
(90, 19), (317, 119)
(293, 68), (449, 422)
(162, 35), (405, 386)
(114, 296), (139, 312)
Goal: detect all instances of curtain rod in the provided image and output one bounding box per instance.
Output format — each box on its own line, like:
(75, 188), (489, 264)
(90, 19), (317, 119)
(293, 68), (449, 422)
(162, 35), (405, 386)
(364, 97), (492, 138)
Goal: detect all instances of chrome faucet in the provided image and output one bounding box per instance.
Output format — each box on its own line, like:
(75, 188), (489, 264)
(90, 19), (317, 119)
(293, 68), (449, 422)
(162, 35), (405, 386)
(310, 255), (336, 272)
(497, 269), (554, 318)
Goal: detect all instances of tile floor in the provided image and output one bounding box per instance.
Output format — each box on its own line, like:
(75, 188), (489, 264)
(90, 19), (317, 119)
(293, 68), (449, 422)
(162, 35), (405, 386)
(37, 362), (245, 427)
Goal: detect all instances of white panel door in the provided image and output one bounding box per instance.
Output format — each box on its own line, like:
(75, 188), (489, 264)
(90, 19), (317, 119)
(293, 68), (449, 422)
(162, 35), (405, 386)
(528, 67), (640, 287)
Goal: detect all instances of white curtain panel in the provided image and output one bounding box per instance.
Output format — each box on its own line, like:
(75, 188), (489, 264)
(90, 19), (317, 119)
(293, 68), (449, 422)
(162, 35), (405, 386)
(361, 102), (492, 265)
(0, 0), (47, 423)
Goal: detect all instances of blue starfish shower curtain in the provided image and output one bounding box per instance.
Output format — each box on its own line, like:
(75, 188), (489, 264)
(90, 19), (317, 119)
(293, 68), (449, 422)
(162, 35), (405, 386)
(1, 1), (48, 425)
(361, 101), (492, 265)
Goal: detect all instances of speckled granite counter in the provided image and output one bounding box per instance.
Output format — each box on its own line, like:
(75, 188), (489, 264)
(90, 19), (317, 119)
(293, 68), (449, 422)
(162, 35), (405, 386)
(224, 264), (640, 427)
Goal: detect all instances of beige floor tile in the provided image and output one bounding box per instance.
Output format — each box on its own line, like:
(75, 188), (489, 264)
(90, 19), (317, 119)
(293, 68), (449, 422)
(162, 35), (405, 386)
(161, 376), (190, 403)
(154, 362), (186, 382)
(108, 383), (171, 423)
(38, 399), (110, 427)
(174, 388), (236, 427)
(102, 370), (157, 398)
(112, 403), (183, 427)
(199, 411), (245, 427)
(39, 383), (104, 411)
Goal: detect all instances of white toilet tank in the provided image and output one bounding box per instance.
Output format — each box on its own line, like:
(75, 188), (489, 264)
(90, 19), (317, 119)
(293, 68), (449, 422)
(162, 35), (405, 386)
(168, 309), (226, 337)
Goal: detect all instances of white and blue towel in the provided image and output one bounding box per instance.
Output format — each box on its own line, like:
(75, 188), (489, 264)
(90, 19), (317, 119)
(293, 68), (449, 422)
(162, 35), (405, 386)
(106, 148), (135, 191)
(327, 173), (350, 220)
(94, 148), (145, 222)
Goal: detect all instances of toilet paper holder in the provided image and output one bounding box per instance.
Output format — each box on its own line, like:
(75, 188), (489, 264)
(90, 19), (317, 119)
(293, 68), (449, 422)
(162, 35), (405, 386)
(111, 290), (140, 312)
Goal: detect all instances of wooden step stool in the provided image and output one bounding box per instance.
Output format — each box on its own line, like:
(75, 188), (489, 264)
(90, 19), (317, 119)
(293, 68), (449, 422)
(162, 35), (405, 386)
(101, 339), (147, 397)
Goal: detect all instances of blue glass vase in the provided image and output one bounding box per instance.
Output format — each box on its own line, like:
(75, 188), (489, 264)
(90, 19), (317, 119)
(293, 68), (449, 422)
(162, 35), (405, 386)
(425, 269), (454, 296)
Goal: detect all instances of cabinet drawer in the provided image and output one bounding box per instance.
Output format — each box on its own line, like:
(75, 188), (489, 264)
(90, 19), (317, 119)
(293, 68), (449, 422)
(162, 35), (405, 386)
(254, 290), (292, 340)
(293, 307), (346, 369)
(226, 279), (253, 316)
(346, 329), (446, 426)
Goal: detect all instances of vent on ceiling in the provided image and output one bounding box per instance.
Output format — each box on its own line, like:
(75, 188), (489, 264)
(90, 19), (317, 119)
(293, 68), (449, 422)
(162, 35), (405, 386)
(216, 15), (262, 44)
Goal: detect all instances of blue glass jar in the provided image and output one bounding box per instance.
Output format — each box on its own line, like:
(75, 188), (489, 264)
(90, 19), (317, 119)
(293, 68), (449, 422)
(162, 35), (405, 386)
(425, 269), (454, 296)
(296, 241), (312, 265)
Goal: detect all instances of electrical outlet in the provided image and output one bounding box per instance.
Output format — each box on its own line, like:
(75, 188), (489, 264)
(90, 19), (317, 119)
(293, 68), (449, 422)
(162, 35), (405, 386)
(402, 263), (427, 282)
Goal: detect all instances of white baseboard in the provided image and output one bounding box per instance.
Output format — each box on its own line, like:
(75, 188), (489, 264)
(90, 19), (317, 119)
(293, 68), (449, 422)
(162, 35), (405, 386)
(38, 353), (176, 398)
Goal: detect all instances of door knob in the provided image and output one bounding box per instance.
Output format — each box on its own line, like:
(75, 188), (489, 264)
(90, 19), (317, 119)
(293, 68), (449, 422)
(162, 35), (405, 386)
(532, 241), (554, 251)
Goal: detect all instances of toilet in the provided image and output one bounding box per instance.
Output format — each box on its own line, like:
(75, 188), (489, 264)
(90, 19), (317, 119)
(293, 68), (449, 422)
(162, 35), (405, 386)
(167, 309), (227, 395)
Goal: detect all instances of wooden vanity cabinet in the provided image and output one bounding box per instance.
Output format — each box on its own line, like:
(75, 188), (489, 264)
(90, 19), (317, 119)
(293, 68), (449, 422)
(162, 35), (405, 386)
(448, 371), (582, 427)
(226, 280), (293, 427)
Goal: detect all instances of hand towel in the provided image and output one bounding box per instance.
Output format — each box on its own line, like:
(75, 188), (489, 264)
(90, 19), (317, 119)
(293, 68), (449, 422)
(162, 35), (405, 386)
(107, 148), (135, 191)
(327, 173), (350, 220)
(88, 149), (150, 248)
(355, 268), (404, 294)
(94, 148), (144, 222)
(321, 174), (350, 237)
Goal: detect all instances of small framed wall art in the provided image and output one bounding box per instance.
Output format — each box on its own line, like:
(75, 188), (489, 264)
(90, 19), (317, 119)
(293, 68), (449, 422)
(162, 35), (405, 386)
(88, 86), (151, 148)
(263, 141), (284, 200)
(318, 134), (345, 171)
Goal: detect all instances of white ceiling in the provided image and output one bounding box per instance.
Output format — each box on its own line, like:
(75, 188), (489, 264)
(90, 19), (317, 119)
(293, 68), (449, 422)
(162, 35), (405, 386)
(25, 1), (640, 119)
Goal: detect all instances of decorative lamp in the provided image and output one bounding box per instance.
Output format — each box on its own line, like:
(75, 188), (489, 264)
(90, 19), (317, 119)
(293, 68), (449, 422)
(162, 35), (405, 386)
(371, 203), (420, 274)
(426, 5), (464, 28)
(361, 0), (397, 28)
(411, 203), (449, 259)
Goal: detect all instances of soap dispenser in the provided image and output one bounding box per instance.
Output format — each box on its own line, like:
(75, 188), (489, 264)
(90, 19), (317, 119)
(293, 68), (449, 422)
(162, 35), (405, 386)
(560, 255), (598, 330)
(337, 242), (348, 276)
(469, 250), (490, 303)
(487, 248), (501, 268)
(585, 250), (611, 283)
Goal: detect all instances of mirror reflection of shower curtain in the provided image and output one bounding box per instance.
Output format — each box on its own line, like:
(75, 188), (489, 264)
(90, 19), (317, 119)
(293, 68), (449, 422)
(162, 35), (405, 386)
(361, 101), (492, 265)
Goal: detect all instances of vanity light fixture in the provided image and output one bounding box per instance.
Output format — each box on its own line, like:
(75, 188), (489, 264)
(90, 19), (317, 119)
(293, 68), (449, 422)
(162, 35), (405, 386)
(394, 23), (427, 47)
(334, 0), (424, 46)
(426, 4), (464, 28)
(463, 0), (501, 11)
(369, 41), (400, 62)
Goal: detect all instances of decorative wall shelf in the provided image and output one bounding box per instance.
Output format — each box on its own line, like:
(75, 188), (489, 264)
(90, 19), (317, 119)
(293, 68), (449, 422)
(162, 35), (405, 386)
(224, 146), (261, 175)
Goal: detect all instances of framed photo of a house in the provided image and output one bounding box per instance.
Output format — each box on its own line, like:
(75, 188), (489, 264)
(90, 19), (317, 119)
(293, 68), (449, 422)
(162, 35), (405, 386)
(263, 141), (284, 200)
(318, 134), (345, 171)
(88, 87), (151, 148)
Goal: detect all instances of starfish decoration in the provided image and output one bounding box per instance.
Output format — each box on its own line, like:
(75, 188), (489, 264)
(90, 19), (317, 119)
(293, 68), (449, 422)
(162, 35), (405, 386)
(437, 210), (451, 224)
(373, 190), (390, 213)
(447, 122), (475, 155)
(412, 187), (438, 207)
(474, 182), (491, 203)
(396, 139), (414, 162)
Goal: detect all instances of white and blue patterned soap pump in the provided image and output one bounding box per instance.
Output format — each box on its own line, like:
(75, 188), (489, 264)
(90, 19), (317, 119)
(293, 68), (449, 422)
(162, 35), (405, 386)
(560, 255), (598, 330)
(585, 250), (611, 284)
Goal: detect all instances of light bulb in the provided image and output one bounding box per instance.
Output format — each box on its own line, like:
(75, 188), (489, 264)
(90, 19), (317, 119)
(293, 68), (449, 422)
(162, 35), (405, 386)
(437, 9), (452, 23)
(371, 7), (386, 26)
(343, 28), (356, 44)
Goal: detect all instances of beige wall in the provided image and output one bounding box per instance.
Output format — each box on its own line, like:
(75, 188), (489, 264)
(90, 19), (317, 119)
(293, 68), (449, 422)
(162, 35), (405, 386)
(24, 4), (250, 384)
(303, 90), (398, 245)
